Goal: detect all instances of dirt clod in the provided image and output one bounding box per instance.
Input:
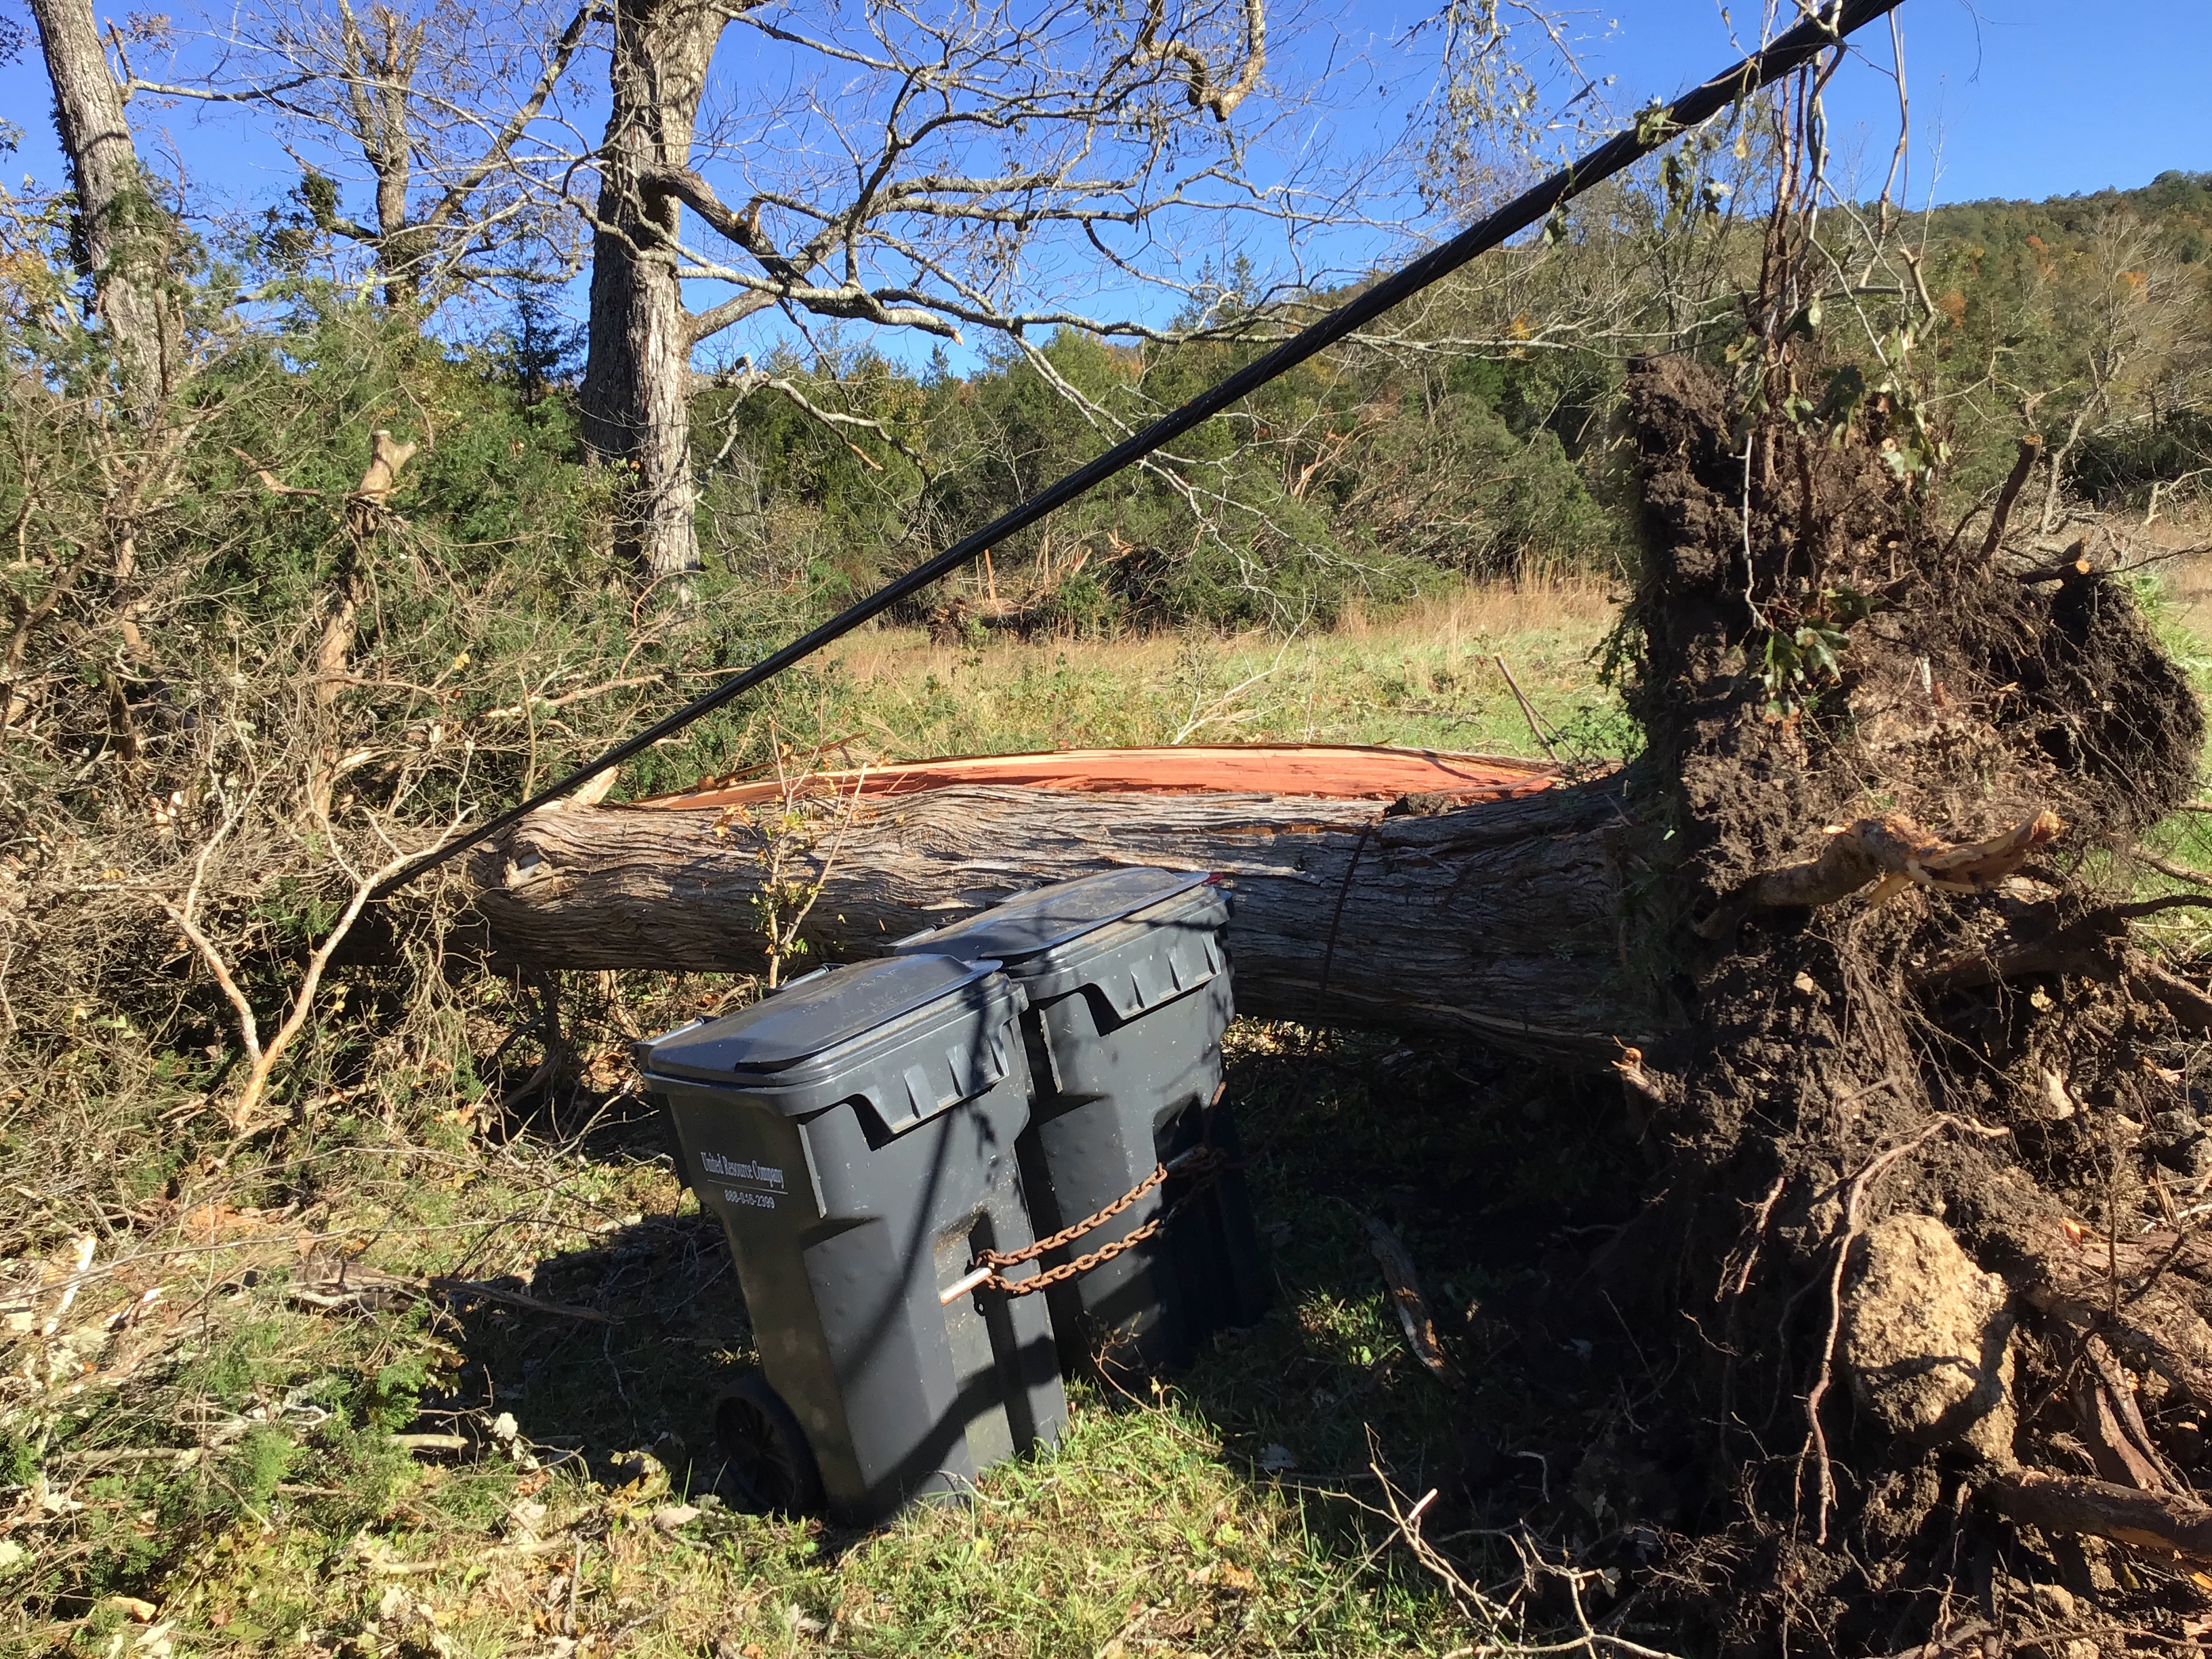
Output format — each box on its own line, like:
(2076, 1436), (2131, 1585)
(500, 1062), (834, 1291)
(1843, 1212), (2018, 1462)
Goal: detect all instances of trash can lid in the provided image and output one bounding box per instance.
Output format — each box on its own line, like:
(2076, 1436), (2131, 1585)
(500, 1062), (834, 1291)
(895, 868), (1212, 966)
(639, 954), (1000, 1082)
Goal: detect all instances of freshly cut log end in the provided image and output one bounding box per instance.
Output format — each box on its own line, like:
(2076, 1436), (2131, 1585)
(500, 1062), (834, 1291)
(470, 776), (1648, 1060)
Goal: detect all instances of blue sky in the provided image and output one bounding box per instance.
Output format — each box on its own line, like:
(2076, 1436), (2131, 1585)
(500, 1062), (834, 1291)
(7, 0), (2205, 207)
(0, 0), (2203, 352)
(1505, 0), (2211, 205)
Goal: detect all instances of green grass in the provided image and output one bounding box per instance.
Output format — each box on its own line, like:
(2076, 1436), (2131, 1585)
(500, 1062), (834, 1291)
(2101, 560), (2212, 956)
(665, 579), (1631, 794)
(3, 1014), (1650, 1658)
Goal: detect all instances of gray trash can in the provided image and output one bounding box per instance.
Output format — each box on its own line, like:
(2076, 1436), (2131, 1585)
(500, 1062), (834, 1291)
(894, 869), (1268, 1377)
(636, 954), (1066, 1523)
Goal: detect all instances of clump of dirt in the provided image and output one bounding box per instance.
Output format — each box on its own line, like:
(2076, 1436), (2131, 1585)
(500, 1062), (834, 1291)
(1624, 352), (2198, 895)
(1499, 354), (2212, 1654)
(1843, 1212), (2017, 1465)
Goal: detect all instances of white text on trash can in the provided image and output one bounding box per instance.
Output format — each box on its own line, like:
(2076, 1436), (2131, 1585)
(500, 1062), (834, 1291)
(701, 1151), (788, 1210)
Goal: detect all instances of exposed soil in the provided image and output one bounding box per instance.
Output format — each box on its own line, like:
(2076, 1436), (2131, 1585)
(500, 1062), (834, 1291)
(1454, 355), (2212, 1654)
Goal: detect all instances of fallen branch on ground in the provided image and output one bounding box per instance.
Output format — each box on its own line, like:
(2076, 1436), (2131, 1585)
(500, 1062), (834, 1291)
(1365, 1217), (1460, 1387)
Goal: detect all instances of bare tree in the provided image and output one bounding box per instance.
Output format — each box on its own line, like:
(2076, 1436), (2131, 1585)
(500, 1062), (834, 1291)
(2029, 214), (2198, 533)
(575, 0), (1345, 581)
(26, 0), (176, 409)
(311, 0), (595, 308)
(110, 0), (597, 310)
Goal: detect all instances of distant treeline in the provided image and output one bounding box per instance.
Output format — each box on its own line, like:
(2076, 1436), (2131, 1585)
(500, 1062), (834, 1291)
(450, 169), (2211, 636)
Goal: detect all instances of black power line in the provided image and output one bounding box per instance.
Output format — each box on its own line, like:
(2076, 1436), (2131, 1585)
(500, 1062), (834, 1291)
(376, 0), (1902, 900)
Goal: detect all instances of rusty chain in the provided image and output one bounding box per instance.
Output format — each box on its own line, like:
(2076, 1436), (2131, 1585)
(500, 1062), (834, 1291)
(966, 1145), (1235, 1298)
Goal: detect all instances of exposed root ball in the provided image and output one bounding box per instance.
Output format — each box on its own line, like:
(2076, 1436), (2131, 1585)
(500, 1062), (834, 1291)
(1558, 357), (2209, 1652)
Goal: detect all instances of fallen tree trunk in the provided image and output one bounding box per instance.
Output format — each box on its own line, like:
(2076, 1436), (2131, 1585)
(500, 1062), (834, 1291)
(469, 774), (1646, 1059)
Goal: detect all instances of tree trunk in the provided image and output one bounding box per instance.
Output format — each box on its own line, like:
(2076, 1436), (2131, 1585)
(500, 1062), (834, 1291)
(336, 0), (429, 310)
(467, 778), (1646, 1059)
(29, 0), (172, 409)
(579, 0), (726, 581)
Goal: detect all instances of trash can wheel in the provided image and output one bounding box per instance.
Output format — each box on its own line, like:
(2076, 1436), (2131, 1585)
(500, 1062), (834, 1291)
(714, 1373), (823, 1516)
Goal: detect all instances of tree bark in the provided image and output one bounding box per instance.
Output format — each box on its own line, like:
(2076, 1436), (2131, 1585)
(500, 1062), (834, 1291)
(578, 0), (731, 581)
(467, 778), (1645, 1058)
(29, 0), (173, 409)
(335, 0), (429, 310)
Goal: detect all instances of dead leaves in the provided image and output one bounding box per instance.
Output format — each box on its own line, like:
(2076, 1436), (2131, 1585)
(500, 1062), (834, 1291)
(1, 1234), (94, 1336)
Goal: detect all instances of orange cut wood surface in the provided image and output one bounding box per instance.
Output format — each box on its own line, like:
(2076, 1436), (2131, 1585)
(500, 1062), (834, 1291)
(636, 744), (1559, 809)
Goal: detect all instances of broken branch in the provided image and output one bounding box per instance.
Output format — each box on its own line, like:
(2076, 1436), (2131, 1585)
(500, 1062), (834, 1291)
(2015, 540), (2095, 585)
(1366, 1216), (1460, 1387)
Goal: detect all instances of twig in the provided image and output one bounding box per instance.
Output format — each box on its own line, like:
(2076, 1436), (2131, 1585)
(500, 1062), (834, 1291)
(1977, 434), (2043, 562)
(483, 676), (663, 720)
(1492, 655), (1561, 764)
(2139, 850), (2212, 888)
(224, 846), (419, 1132)
(431, 1276), (615, 1325)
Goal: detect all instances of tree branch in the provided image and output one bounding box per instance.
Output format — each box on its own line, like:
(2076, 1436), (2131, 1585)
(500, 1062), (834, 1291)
(1977, 433), (2043, 562)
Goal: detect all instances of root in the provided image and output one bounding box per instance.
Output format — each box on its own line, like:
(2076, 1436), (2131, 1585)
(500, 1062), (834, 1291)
(2072, 1332), (2179, 1493)
(1698, 811), (2063, 939)
(2024, 1282), (2212, 1411)
(1984, 1469), (2212, 1560)
(1977, 434), (2045, 563)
